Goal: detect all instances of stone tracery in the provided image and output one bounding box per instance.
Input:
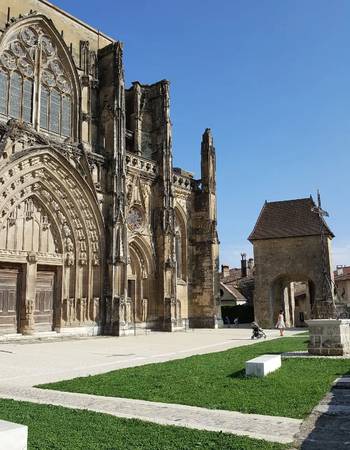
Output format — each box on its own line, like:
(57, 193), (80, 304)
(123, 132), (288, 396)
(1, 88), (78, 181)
(0, 16), (78, 137)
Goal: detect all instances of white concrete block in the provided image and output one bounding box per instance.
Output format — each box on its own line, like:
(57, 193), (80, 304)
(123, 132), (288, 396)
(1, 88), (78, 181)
(0, 419), (27, 450)
(246, 354), (281, 377)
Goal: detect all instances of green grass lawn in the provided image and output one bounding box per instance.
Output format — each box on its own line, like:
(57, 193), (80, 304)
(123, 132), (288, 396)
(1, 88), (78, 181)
(0, 399), (287, 450)
(39, 337), (350, 419)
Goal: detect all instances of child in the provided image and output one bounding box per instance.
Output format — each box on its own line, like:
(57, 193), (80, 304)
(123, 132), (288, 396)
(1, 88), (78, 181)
(276, 310), (286, 336)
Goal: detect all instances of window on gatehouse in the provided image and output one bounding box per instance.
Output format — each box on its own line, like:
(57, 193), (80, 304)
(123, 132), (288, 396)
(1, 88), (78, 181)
(0, 25), (74, 138)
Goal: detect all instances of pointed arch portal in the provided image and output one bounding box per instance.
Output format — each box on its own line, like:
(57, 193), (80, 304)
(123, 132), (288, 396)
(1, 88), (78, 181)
(0, 146), (104, 334)
(126, 238), (155, 327)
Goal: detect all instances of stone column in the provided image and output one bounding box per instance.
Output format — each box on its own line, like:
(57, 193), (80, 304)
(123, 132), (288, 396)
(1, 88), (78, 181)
(283, 285), (291, 328)
(21, 253), (37, 335)
(288, 282), (295, 327)
(305, 282), (311, 321)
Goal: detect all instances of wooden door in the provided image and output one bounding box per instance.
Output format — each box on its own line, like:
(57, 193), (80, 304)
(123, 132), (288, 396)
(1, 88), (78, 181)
(0, 269), (19, 334)
(34, 271), (55, 332)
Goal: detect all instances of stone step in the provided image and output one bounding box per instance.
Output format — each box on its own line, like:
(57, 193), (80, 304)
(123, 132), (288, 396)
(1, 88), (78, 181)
(0, 419), (27, 450)
(245, 354), (281, 377)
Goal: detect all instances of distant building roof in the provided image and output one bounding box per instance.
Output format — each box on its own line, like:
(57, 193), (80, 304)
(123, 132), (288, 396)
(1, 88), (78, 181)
(220, 268), (242, 283)
(248, 197), (334, 241)
(220, 281), (247, 302)
(334, 266), (350, 281)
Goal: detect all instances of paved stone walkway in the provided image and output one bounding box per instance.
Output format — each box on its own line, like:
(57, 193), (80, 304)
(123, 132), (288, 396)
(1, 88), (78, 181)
(0, 385), (301, 444)
(0, 329), (306, 444)
(0, 328), (302, 386)
(293, 377), (350, 449)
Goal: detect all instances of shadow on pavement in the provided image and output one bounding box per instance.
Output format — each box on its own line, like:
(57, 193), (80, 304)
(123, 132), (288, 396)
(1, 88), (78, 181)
(296, 376), (350, 450)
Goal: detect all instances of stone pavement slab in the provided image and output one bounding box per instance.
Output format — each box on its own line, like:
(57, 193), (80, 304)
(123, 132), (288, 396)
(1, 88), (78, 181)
(0, 419), (28, 450)
(0, 385), (301, 444)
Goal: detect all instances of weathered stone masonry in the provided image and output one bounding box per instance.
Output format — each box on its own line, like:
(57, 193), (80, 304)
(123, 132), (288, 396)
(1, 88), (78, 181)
(0, 0), (219, 336)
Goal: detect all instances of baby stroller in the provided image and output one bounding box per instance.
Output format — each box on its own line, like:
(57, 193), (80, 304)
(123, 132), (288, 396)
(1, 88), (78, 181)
(251, 321), (266, 339)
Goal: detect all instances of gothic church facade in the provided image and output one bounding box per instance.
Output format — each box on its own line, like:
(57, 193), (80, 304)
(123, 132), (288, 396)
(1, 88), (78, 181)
(0, 0), (219, 336)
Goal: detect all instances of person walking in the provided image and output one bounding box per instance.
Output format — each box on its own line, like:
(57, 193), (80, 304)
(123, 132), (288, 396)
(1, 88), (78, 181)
(276, 309), (286, 336)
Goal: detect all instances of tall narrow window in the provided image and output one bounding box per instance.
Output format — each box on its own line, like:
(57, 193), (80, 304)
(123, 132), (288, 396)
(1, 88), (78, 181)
(49, 89), (60, 133)
(22, 79), (33, 123)
(40, 86), (49, 130)
(61, 95), (71, 137)
(9, 72), (22, 119)
(175, 232), (182, 278)
(0, 70), (8, 115)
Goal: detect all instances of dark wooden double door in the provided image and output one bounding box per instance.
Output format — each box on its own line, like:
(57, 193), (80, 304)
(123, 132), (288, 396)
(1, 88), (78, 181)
(34, 270), (55, 332)
(0, 266), (55, 334)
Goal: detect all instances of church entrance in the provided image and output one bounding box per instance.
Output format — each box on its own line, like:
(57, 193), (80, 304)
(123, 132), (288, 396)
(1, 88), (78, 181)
(126, 239), (155, 328)
(0, 147), (104, 336)
(0, 267), (20, 334)
(34, 269), (56, 332)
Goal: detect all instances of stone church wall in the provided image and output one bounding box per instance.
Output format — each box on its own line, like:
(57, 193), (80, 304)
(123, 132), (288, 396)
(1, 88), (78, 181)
(0, 0), (219, 336)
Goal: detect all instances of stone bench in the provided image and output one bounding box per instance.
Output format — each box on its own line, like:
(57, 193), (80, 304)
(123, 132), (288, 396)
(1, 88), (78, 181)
(245, 354), (281, 377)
(0, 419), (27, 450)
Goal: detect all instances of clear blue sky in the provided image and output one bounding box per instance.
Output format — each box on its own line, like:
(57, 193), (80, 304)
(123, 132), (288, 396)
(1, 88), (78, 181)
(55, 0), (350, 269)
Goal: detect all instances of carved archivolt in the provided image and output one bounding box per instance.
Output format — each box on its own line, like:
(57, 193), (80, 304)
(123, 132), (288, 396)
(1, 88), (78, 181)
(0, 147), (104, 267)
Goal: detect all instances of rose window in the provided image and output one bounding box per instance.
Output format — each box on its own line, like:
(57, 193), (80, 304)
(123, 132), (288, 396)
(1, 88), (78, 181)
(127, 207), (144, 231)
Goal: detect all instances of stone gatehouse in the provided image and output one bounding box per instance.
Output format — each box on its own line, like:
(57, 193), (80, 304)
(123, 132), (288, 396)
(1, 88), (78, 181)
(0, 0), (219, 336)
(249, 197), (334, 328)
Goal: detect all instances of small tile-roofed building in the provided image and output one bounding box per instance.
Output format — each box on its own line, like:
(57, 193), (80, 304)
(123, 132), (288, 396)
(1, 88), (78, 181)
(248, 197), (334, 241)
(249, 197), (335, 328)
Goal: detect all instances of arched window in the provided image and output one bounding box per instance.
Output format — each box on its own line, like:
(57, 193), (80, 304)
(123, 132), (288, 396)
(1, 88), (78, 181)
(0, 24), (74, 138)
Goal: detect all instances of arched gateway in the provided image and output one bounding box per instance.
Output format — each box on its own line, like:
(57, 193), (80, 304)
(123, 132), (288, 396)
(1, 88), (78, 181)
(249, 198), (334, 328)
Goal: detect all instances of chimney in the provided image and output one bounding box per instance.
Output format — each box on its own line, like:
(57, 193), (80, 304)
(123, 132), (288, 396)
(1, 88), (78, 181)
(241, 253), (247, 278)
(337, 265), (344, 276)
(221, 265), (229, 278)
(248, 258), (254, 273)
